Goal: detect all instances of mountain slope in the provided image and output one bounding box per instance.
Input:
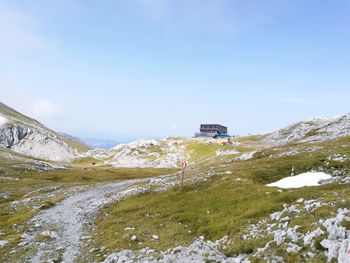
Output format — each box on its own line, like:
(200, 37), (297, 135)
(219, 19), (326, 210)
(264, 113), (350, 145)
(0, 102), (89, 161)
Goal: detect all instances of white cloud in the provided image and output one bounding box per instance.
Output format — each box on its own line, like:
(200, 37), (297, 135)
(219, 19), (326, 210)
(0, 2), (52, 56)
(32, 99), (63, 120)
(122, 0), (293, 35)
(0, 84), (64, 128)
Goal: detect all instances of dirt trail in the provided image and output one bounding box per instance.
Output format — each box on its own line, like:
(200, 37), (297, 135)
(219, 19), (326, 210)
(27, 180), (144, 263)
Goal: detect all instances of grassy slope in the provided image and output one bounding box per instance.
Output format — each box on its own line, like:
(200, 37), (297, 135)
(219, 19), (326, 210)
(0, 102), (39, 125)
(57, 133), (91, 153)
(0, 165), (177, 261)
(87, 136), (350, 262)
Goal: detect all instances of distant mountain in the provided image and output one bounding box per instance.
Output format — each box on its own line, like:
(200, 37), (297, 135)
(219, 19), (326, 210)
(81, 138), (120, 149)
(0, 102), (90, 161)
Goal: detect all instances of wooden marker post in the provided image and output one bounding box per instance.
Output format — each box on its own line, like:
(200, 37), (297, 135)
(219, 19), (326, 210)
(180, 161), (187, 191)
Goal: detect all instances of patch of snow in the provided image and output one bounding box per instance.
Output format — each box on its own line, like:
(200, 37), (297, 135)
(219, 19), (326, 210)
(0, 115), (8, 126)
(266, 172), (332, 189)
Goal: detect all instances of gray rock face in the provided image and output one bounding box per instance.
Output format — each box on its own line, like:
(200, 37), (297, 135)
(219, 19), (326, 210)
(0, 123), (29, 148)
(0, 103), (86, 161)
(0, 121), (76, 161)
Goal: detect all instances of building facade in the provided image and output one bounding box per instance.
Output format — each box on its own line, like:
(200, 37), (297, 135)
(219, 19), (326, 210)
(195, 124), (228, 137)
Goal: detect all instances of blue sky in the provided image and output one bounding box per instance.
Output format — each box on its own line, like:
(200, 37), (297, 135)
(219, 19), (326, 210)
(1, 0), (350, 141)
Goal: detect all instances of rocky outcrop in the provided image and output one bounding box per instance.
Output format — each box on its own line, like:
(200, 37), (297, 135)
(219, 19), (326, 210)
(0, 123), (29, 148)
(85, 138), (187, 168)
(0, 120), (77, 161)
(0, 102), (88, 161)
(265, 113), (350, 145)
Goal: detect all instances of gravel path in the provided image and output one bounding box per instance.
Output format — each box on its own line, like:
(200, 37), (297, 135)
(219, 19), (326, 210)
(27, 180), (144, 263)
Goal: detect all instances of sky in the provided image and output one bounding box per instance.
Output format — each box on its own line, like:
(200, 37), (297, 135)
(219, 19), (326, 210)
(0, 0), (350, 141)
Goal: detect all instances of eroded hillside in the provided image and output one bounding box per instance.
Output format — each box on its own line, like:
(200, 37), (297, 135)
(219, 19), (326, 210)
(0, 102), (89, 161)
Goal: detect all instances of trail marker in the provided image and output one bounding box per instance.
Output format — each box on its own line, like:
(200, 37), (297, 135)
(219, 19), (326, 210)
(180, 161), (187, 190)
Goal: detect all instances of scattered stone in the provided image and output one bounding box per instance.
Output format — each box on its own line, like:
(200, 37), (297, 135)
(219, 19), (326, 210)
(297, 198), (304, 203)
(216, 149), (239, 156)
(21, 232), (33, 241)
(280, 216), (290, 222)
(89, 248), (99, 253)
(0, 240), (8, 248)
(152, 235), (160, 240)
(0, 193), (10, 199)
(18, 241), (28, 247)
(103, 237), (248, 263)
(234, 151), (257, 161)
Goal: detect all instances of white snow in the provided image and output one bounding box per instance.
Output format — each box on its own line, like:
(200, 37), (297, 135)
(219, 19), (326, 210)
(0, 115), (8, 126)
(266, 172), (332, 189)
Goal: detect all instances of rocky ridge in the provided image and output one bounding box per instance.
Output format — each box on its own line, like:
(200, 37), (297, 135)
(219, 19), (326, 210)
(85, 138), (188, 168)
(265, 113), (350, 146)
(0, 102), (88, 161)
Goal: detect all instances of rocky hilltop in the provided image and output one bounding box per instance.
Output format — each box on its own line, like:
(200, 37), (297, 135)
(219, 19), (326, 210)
(265, 113), (350, 145)
(85, 138), (188, 168)
(0, 102), (89, 161)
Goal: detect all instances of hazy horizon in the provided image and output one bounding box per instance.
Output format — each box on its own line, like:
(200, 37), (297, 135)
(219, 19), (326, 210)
(1, 0), (350, 141)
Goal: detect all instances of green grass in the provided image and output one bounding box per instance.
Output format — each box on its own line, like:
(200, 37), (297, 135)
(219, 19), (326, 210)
(0, 165), (178, 261)
(85, 136), (350, 261)
(72, 156), (101, 166)
(2, 135), (350, 262)
(60, 134), (91, 153)
(90, 179), (282, 252)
